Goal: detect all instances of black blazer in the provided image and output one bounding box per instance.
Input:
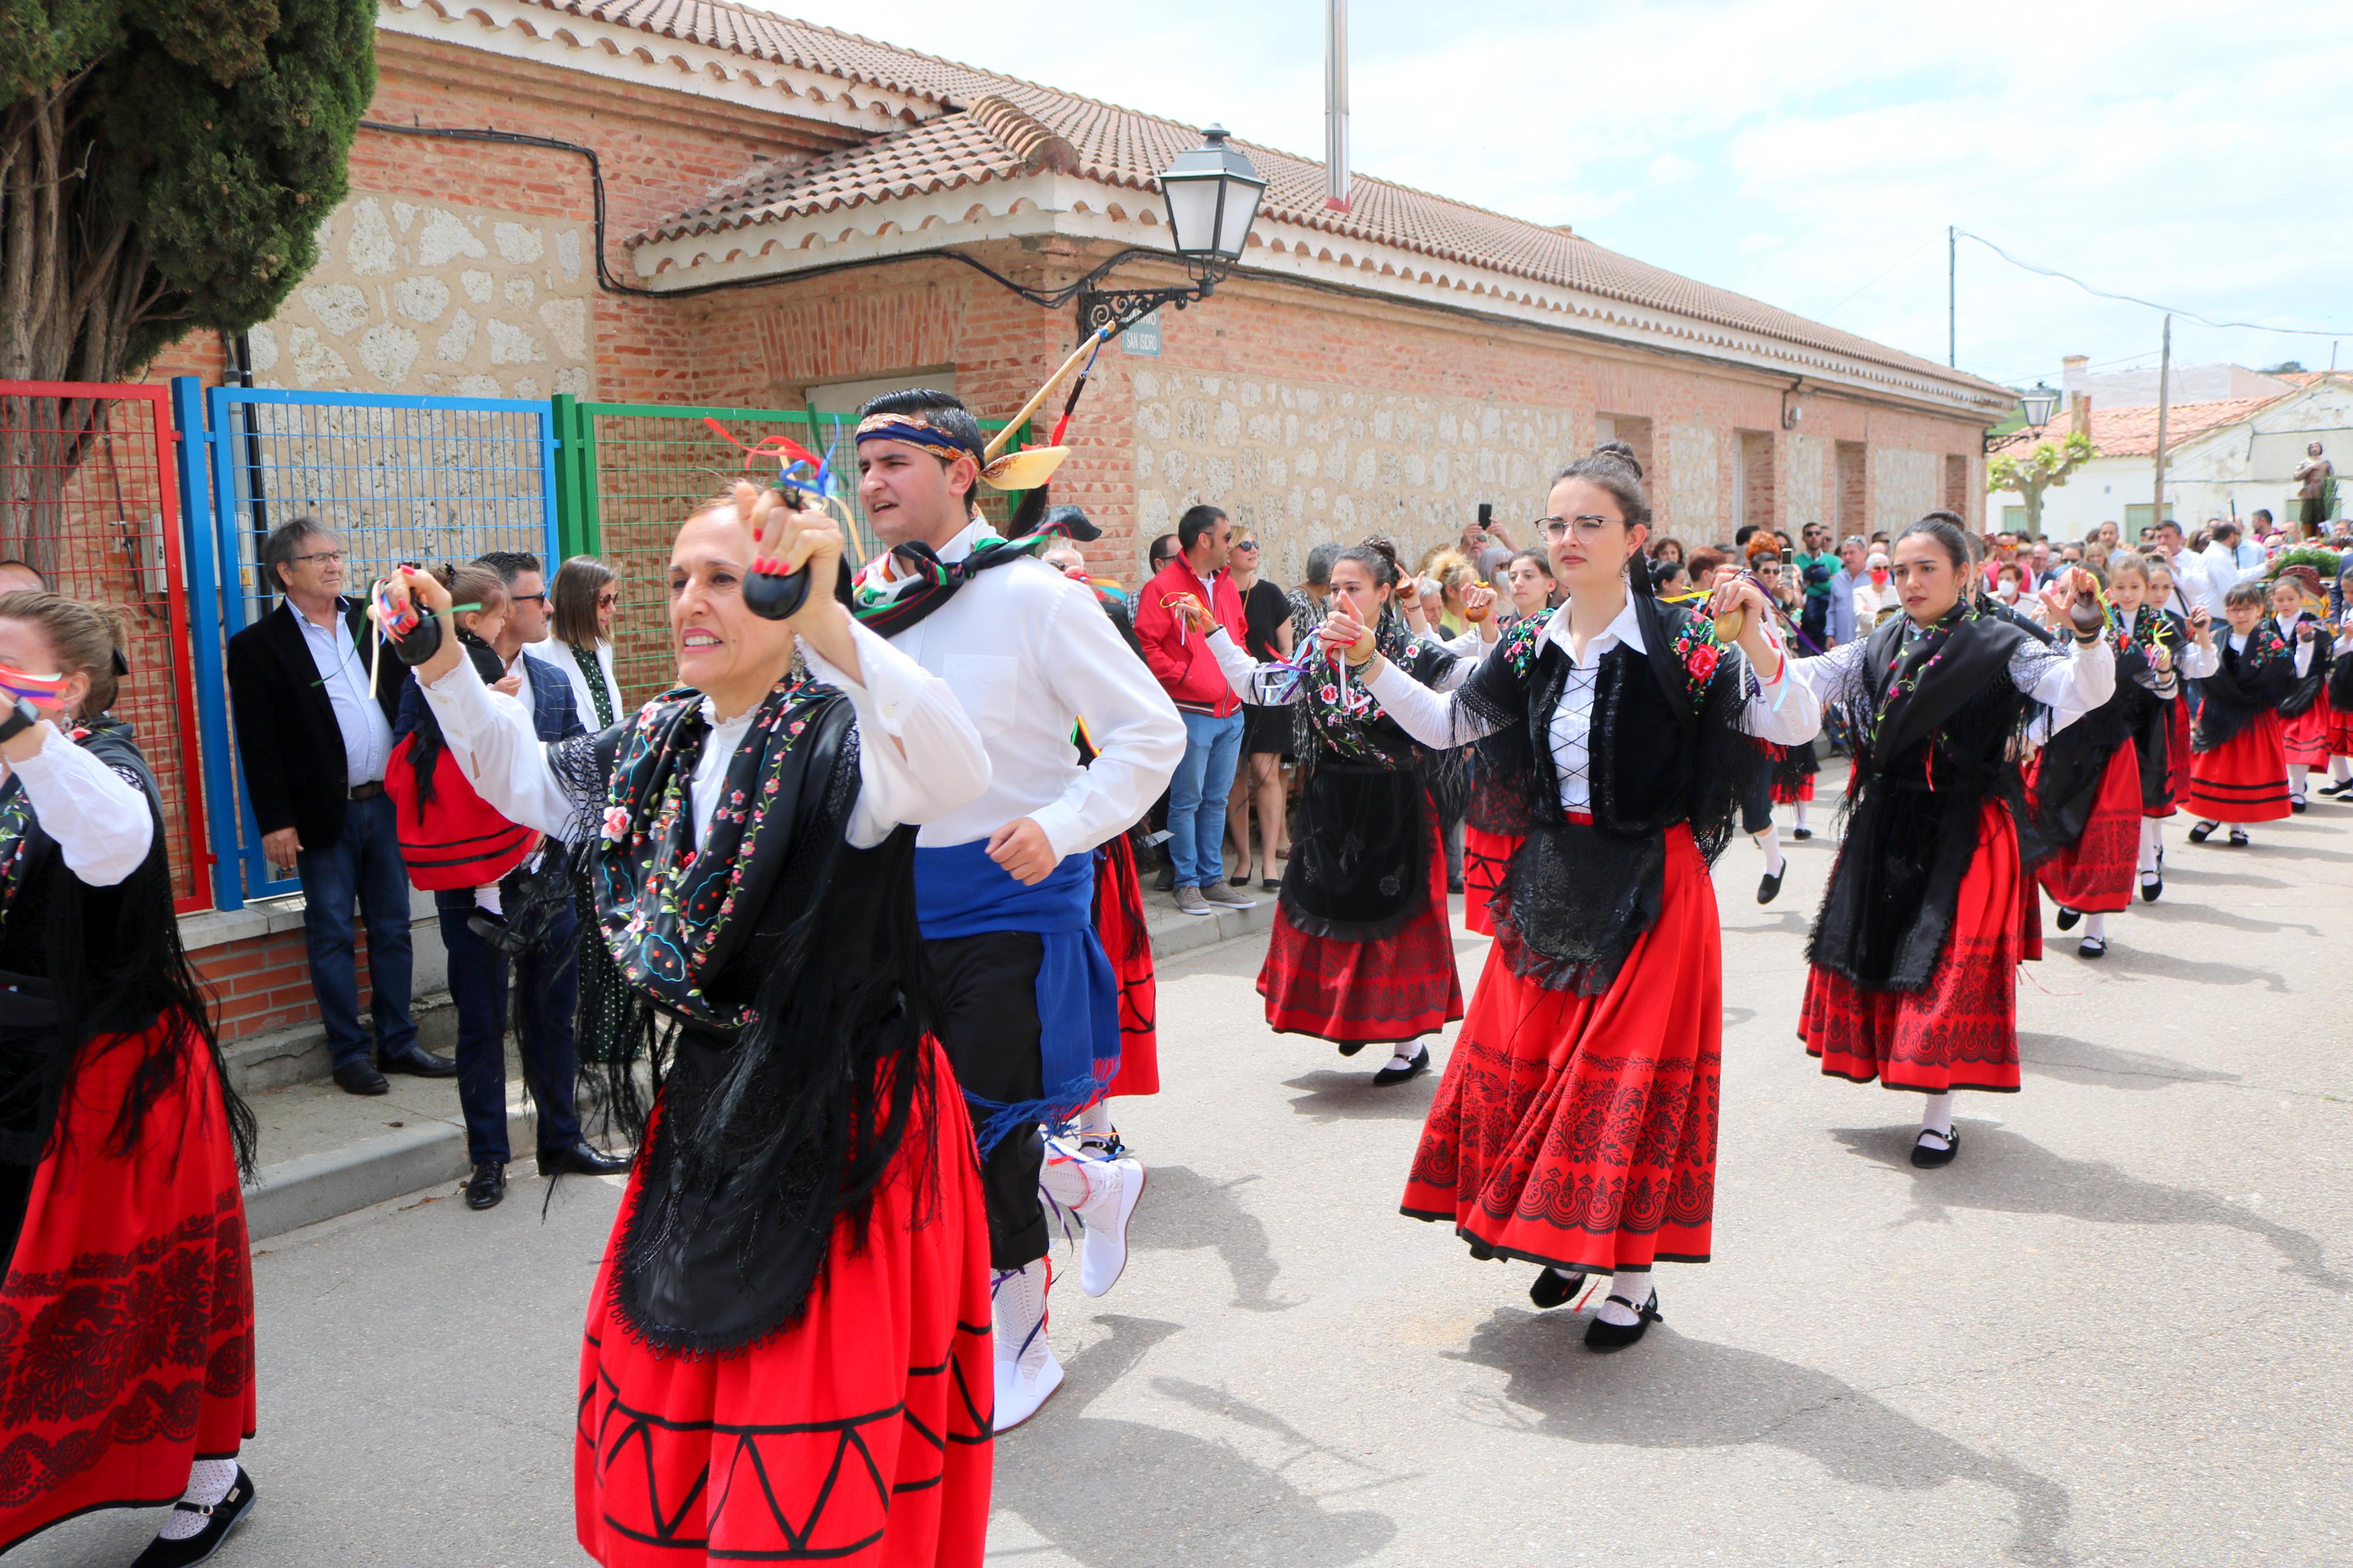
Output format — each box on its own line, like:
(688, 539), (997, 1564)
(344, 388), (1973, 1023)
(225, 598), (403, 850)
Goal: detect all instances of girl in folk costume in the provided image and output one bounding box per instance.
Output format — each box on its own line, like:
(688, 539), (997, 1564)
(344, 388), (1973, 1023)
(1791, 517), (2115, 1171)
(1460, 549), (1558, 935)
(1199, 539), (1472, 1086)
(382, 485), (999, 1568)
(0, 596), (260, 1567)
(2325, 560), (2353, 798)
(2144, 560), (2198, 827)
(2185, 579), (2315, 847)
(2030, 550), (2191, 955)
(2270, 568), (2342, 809)
(1337, 444), (1822, 1350)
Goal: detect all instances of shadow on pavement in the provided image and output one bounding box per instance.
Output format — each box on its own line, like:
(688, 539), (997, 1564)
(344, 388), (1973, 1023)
(995, 1315), (1396, 1567)
(2066, 941), (2290, 993)
(1118, 1165), (1298, 1311)
(2155, 864), (2288, 890)
(2128, 900), (2324, 937)
(1449, 1307), (2074, 1566)
(1832, 1123), (2347, 1294)
(1283, 1066), (1440, 1124)
(2017, 1031), (2242, 1091)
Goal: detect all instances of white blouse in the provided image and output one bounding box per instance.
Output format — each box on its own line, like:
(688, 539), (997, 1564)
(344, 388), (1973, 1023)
(0, 723), (154, 887)
(1788, 617), (2114, 746)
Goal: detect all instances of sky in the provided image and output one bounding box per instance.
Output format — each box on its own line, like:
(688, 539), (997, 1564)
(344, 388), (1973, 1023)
(746, 0), (2353, 393)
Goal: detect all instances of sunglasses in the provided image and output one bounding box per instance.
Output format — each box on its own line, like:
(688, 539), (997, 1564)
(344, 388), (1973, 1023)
(596, 591), (619, 609)
(510, 591), (549, 605)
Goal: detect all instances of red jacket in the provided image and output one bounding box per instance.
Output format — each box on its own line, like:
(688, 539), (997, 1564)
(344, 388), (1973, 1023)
(1134, 557), (1248, 717)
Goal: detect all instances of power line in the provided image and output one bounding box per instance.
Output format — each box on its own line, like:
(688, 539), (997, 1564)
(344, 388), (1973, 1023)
(1957, 230), (2353, 339)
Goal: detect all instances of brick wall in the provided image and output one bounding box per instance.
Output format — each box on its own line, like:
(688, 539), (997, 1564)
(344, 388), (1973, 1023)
(188, 925), (374, 1041)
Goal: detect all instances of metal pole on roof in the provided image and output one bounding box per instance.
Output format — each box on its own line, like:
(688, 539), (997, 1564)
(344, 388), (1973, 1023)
(1324, 0), (1350, 213)
(2152, 313), (2173, 536)
(1947, 225), (1955, 368)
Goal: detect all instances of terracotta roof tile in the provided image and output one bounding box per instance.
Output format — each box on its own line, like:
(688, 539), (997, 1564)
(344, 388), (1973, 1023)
(1992, 396), (2283, 459)
(543, 0), (2002, 394)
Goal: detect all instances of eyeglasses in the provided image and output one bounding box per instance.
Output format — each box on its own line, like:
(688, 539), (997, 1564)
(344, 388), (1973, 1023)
(1233, 539), (1259, 550)
(596, 591), (620, 609)
(1536, 514), (1618, 544)
(292, 550), (345, 567)
(511, 591), (549, 605)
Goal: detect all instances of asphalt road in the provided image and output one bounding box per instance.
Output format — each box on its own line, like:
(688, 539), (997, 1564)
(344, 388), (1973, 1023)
(16, 788), (2353, 1567)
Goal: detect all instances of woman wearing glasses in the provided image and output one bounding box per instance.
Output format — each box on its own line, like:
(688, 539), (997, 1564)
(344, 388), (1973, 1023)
(1322, 442), (1819, 1349)
(1190, 538), (1472, 1086)
(546, 556), (626, 730)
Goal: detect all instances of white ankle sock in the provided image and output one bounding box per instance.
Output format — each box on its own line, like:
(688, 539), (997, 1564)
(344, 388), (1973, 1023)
(1598, 1269), (1653, 1325)
(1756, 825), (1784, 877)
(473, 883), (502, 915)
(2084, 912), (2106, 941)
(2288, 763), (2309, 801)
(157, 1459), (240, 1541)
(1920, 1091), (1955, 1140)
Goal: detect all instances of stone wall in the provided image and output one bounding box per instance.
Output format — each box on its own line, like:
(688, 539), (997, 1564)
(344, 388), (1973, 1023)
(1872, 446), (1943, 534)
(244, 191), (596, 401)
(1127, 368), (1579, 585)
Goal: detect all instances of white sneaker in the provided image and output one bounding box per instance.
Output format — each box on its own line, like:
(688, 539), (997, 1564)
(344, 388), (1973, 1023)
(991, 1260), (1064, 1431)
(1074, 1150), (1147, 1298)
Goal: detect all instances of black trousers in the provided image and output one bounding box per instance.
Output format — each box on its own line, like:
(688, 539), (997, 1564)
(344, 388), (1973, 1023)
(925, 930), (1048, 1271)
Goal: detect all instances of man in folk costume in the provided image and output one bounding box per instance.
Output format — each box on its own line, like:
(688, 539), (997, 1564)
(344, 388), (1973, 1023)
(849, 387), (1185, 1428)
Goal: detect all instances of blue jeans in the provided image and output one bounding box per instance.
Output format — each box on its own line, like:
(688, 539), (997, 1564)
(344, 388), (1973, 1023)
(1166, 709), (1245, 889)
(295, 792), (417, 1071)
(436, 891), (583, 1166)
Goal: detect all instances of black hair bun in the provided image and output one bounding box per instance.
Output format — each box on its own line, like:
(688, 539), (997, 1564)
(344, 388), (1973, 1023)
(1592, 439), (1643, 479)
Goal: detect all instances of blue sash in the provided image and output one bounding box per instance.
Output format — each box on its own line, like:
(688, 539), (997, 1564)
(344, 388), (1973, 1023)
(915, 840), (1120, 1153)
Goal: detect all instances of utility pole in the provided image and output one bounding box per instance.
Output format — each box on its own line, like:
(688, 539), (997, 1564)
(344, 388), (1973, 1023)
(2151, 313), (2173, 536)
(1947, 225), (1956, 368)
(1323, 0), (1350, 212)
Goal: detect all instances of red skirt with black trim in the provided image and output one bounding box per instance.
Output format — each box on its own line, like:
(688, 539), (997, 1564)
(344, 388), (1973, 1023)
(1801, 799), (2024, 1094)
(1461, 826), (1519, 938)
(2284, 687), (2336, 767)
(575, 1039), (993, 1568)
(2032, 743), (2141, 914)
(1259, 833), (1464, 1046)
(2187, 713), (2291, 823)
(1400, 824), (1720, 1272)
(2151, 698), (2190, 817)
(1094, 835), (1159, 1099)
(0, 1016), (255, 1556)
(2329, 689), (2353, 758)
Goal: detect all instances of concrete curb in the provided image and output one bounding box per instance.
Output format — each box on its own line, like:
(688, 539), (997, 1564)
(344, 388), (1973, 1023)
(244, 910), (1273, 1240)
(225, 991), (462, 1096)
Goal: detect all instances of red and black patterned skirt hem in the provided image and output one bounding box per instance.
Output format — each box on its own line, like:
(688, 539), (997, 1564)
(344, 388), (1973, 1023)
(1400, 826), (1720, 1273)
(2032, 742), (2141, 913)
(0, 1016), (256, 1556)
(2153, 698), (2192, 817)
(2284, 687), (2336, 767)
(2327, 691), (2353, 758)
(1094, 835), (1159, 1099)
(575, 1038), (993, 1567)
(1800, 799), (2025, 1094)
(1460, 826), (1519, 937)
(2187, 712), (2291, 823)
(1258, 835), (1464, 1046)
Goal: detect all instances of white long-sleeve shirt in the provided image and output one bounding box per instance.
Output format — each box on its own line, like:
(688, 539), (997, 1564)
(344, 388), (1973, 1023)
(1786, 619), (2115, 746)
(417, 616), (989, 851)
(1351, 599), (1822, 815)
(869, 520), (1184, 857)
(0, 723), (154, 887)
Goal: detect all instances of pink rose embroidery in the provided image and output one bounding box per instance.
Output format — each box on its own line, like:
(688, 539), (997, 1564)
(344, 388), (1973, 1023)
(602, 806), (630, 841)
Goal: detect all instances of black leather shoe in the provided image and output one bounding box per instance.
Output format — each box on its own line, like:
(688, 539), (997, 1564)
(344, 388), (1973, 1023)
(130, 1466), (255, 1567)
(1584, 1290), (1661, 1352)
(1911, 1126), (1960, 1168)
(2291, 798), (2308, 814)
(1757, 866), (1784, 905)
(1792, 826), (1813, 840)
(538, 1141), (630, 1178)
(379, 1046), (457, 1078)
(2227, 827), (2249, 847)
(1529, 1267), (1585, 1310)
(2139, 872), (2162, 903)
(1372, 1044), (1430, 1086)
(2078, 935), (2107, 959)
(465, 1161), (506, 1210)
(1336, 1040), (1367, 1057)
(1153, 866), (1176, 893)
(2187, 821), (2216, 844)
(333, 1061), (389, 1096)
(2322, 779), (2353, 797)
(2054, 906), (2081, 931)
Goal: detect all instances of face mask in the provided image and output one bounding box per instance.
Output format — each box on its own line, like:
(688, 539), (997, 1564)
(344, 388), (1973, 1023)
(1870, 567), (1889, 585)
(1996, 582), (2018, 602)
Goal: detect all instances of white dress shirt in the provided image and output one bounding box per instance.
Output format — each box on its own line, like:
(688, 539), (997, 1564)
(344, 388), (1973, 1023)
(1358, 598), (1822, 814)
(296, 605), (394, 786)
(869, 519), (1184, 857)
(0, 723), (155, 887)
(418, 617), (989, 851)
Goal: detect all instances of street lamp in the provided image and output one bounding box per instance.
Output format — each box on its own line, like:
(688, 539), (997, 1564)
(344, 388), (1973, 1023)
(2018, 381), (2060, 430)
(1075, 125), (1267, 337)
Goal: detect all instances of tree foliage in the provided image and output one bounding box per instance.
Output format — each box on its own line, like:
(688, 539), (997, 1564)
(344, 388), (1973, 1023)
(1986, 431), (2098, 538)
(0, 0), (376, 383)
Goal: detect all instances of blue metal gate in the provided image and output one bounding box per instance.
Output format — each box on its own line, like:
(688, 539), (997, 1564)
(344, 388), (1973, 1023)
(175, 382), (559, 908)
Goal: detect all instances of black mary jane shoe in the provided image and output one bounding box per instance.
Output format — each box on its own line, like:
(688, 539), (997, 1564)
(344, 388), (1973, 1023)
(1372, 1044), (1431, 1087)
(538, 1141), (630, 1178)
(1910, 1126), (1960, 1169)
(465, 1161), (507, 1211)
(2077, 934), (2107, 959)
(2227, 827), (2250, 848)
(2291, 797), (2308, 815)
(130, 1467), (256, 1567)
(1529, 1267), (1586, 1310)
(1756, 867), (1784, 905)
(1583, 1291), (1661, 1352)
(2139, 872), (2162, 903)
(2054, 906), (2081, 932)
(2187, 821), (2216, 844)
(2322, 779), (2353, 797)
(1791, 826), (1812, 840)
(1336, 1040), (1368, 1057)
